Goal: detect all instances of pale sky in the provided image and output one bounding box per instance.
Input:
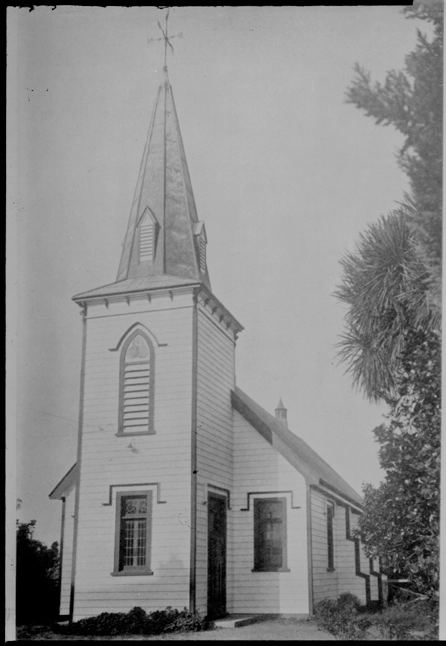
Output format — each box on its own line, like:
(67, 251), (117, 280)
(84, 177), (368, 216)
(9, 5), (431, 547)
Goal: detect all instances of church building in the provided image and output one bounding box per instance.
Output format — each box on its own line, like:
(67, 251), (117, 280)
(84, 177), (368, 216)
(50, 57), (386, 622)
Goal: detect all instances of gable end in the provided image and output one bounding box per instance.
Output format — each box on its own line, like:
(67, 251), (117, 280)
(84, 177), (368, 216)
(231, 390), (273, 445)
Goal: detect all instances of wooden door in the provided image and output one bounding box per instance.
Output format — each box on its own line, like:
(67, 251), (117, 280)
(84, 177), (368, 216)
(207, 493), (227, 619)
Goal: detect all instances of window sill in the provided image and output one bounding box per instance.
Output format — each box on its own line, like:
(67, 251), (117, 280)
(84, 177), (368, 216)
(327, 567), (336, 573)
(251, 568), (290, 573)
(110, 570), (153, 576)
(115, 431), (156, 437)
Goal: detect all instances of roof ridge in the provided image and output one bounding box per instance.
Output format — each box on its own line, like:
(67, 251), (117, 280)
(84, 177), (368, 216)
(232, 386), (362, 506)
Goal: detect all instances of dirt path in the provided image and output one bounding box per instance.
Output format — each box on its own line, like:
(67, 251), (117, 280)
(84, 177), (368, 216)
(142, 618), (335, 641)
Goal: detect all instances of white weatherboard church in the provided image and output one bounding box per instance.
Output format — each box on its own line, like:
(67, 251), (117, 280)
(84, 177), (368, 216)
(50, 54), (386, 622)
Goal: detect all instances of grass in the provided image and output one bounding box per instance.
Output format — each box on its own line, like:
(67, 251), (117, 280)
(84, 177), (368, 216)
(313, 592), (439, 641)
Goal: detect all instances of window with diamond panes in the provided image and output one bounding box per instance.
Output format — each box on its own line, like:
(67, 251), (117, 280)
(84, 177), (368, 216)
(253, 498), (288, 571)
(119, 331), (154, 435)
(114, 492), (153, 574)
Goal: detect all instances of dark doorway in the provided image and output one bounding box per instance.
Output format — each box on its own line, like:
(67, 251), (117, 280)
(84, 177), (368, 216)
(207, 492), (227, 619)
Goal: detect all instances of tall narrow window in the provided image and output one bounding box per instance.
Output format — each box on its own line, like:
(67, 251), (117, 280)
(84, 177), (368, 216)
(327, 501), (335, 571)
(113, 491), (153, 575)
(118, 331), (155, 435)
(253, 498), (288, 572)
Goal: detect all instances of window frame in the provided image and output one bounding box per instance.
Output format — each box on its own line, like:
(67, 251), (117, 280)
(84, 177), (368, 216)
(327, 500), (335, 572)
(117, 329), (155, 437)
(112, 490), (153, 576)
(252, 497), (289, 572)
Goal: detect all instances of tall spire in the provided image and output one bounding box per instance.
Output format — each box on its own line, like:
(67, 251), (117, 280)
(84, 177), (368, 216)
(74, 18), (211, 302)
(115, 15), (209, 288)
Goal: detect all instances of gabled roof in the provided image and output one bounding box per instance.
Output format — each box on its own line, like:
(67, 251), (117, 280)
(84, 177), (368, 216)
(49, 463), (78, 500)
(232, 386), (363, 508)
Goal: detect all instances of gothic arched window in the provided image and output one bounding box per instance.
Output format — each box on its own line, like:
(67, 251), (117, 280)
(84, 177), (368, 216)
(118, 330), (155, 435)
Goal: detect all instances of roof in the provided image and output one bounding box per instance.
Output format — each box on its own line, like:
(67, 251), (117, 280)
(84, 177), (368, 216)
(73, 275), (201, 301)
(232, 386), (363, 508)
(49, 463), (78, 500)
(74, 73), (211, 302)
(116, 76), (211, 286)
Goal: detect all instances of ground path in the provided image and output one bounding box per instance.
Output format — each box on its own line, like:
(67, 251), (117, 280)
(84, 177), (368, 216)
(141, 617), (335, 641)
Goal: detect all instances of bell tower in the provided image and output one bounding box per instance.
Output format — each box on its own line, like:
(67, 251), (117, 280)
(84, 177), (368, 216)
(65, 14), (243, 621)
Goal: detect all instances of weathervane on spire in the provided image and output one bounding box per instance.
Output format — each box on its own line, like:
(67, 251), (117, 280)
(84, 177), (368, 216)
(148, 9), (183, 73)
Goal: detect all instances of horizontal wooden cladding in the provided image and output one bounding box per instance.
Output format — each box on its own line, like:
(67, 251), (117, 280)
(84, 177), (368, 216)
(74, 592), (191, 606)
(310, 488), (371, 605)
(231, 411), (308, 614)
(79, 450), (191, 465)
(196, 349), (233, 379)
(197, 322), (233, 353)
(86, 301), (194, 321)
(85, 301), (194, 322)
(194, 310), (235, 612)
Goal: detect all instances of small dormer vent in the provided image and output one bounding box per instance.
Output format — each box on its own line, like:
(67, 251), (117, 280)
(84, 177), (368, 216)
(138, 209), (158, 263)
(194, 221), (207, 275)
(199, 237), (206, 272)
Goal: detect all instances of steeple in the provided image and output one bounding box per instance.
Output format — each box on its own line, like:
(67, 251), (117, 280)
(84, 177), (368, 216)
(116, 75), (210, 288)
(73, 39), (210, 302)
(275, 398), (288, 428)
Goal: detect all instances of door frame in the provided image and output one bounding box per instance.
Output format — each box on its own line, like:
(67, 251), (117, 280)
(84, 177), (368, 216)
(207, 490), (227, 619)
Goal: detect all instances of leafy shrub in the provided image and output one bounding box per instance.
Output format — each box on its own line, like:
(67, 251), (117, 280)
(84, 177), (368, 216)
(370, 598), (439, 641)
(314, 593), (369, 639)
(16, 625), (57, 640)
(314, 595), (439, 641)
(16, 521), (60, 625)
(57, 606), (212, 637)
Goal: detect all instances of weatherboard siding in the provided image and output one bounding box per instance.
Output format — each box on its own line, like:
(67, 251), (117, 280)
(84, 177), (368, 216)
(195, 305), (236, 616)
(72, 294), (194, 620)
(311, 488), (340, 603)
(231, 410), (309, 615)
(311, 489), (372, 606)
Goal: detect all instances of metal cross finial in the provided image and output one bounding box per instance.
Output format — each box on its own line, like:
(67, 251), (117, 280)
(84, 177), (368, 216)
(147, 9), (183, 73)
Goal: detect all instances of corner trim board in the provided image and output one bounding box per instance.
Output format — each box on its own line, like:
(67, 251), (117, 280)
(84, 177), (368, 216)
(69, 307), (88, 621)
(306, 484), (314, 615)
(189, 288), (198, 613)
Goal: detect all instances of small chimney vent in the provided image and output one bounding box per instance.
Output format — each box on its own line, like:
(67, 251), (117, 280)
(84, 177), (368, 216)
(275, 398), (288, 428)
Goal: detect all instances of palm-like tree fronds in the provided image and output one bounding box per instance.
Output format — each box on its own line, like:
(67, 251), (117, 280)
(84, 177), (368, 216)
(335, 205), (438, 400)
